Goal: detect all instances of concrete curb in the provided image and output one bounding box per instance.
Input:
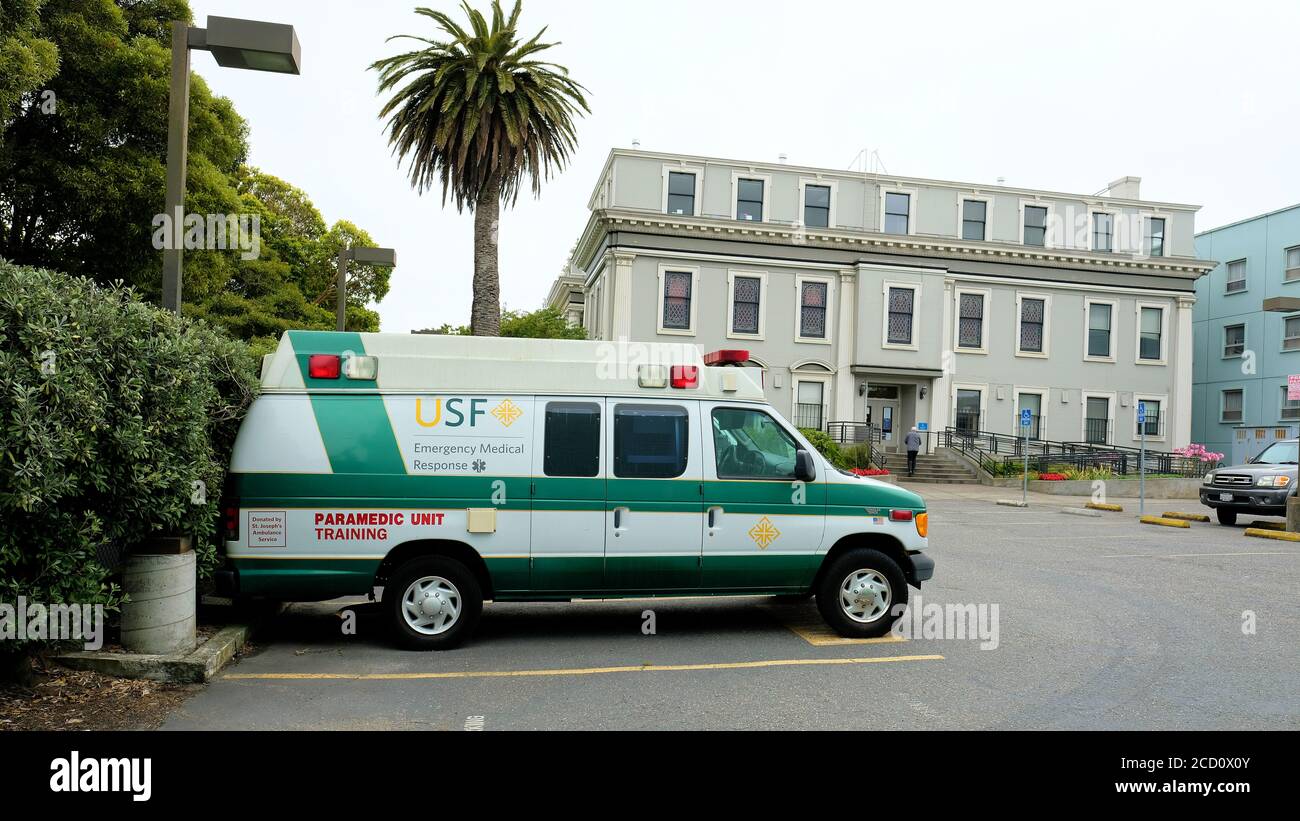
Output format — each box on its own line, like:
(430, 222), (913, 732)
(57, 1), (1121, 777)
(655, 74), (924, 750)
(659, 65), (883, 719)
(54, 622), (255, 684)
(1139, 515), (1191, 529)
(995, 499), (1028, 508)
(1061, 508), (1102, 518)
(1086, 502), (1124, 512)
(1161, 511), (1211, 522)
(1243, 527), (1300, 542)
(1248, 520), (1285, 531)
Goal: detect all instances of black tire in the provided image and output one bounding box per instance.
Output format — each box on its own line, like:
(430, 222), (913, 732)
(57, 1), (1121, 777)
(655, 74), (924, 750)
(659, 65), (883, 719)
(1216, 508), (1238, 526)
(815, 548), (908, 638)
(385, 555), (482, 650)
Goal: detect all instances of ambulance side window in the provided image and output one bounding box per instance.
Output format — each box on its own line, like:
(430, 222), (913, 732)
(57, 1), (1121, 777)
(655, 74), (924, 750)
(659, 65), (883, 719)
(711, 407), (798, 480)
(543, 402), (601, 477)
(613, 404), (688, 479)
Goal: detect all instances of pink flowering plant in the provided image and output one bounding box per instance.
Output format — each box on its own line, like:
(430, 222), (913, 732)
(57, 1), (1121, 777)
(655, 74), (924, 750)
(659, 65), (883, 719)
(1174, 443), (1224, 466)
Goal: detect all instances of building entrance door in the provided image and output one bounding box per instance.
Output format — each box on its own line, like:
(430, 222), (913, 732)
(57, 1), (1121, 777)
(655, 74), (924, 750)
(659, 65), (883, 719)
(864, 384), (901, 452)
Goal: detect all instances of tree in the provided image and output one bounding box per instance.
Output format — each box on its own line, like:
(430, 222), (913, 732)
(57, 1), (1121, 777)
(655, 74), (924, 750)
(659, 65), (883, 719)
(372, 0), (588, 336)
(0, 0), (59, 120)
(0, 1), (390, 344)
(414, 306), (585, 339)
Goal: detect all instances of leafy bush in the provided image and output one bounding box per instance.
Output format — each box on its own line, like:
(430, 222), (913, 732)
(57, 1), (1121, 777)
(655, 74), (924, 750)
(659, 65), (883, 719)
(1063, 466), (1113, 481)
(0, 261), (259, 655)
(841, 443), (874, 470)
(798, 428), (847, 469)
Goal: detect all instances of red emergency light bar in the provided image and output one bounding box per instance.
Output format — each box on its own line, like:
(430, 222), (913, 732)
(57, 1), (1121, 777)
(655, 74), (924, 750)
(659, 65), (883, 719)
(703, 349), (750, 366)
(308, 354), (341, 379)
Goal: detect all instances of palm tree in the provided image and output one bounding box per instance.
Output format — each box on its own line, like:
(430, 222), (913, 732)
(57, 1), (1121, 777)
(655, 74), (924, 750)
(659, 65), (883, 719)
(373, 1), (589, 336)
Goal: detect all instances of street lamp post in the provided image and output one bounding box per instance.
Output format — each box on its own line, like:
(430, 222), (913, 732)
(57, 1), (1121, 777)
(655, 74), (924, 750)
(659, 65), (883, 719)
(162, 16), (302, 313)
(1262, 297), (1300, 532)
(336, 247), (398, 331)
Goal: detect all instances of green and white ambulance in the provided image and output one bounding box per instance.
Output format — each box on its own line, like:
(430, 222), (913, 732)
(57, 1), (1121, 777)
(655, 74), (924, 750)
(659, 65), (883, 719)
(217, 331), (934, 649)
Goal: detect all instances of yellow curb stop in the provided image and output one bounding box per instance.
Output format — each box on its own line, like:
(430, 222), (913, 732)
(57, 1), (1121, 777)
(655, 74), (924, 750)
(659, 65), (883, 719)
(1243, 527), (1300, 542)
(1086, 502), (1124, 512)
(1161, 511), (1210, 522)
(1139, 515), (1191, 528)
(1248, 520), (1285, 531)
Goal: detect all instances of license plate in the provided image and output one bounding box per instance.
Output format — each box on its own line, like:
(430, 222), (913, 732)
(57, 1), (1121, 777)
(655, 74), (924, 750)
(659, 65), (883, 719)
(1219, 492), (1234, 502)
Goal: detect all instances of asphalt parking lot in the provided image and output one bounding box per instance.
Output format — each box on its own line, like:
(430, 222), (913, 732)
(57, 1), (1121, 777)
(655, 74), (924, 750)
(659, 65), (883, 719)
(162, 487), (1300, 730)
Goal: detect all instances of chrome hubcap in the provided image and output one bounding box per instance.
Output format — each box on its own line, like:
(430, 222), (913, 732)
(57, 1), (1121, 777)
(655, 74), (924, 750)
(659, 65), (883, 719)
(401, 576), (462, 635)
(839, 569), (891, 623)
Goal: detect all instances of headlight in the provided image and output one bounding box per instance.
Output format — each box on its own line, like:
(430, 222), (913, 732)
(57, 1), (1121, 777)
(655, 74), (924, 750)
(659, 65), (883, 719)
(1256, 475), (1292, 488)
(1204, 473), (1216, 483)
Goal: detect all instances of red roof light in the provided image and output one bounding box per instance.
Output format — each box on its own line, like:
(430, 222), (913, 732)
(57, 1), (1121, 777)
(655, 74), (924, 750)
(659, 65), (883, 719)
(309, 354), (341, 379)
(670, 365), (699, 389)
(703, 349), (750, 366)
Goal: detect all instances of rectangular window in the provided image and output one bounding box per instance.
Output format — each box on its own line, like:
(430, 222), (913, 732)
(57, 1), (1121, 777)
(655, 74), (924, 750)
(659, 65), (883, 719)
(1221, 389), (1243, 423)
(543, 402), (600, 477)
(1019, 297), (1046, 353)
(887, 287), (915, 345)
(961, 200), (987, 241)
(957, 292), (984, 349)
(799, 281), (828, 339)
(731, 275), (761, 335)
(1088, 303), (1113, 358)
(1136, 399), (1160, 437)
(1085, 397), (1110, 444)
(662, 270), (692, 330)
(1092, 213), (1114, 252)
(1281, 387), (1300, 421)
(713, 408), (799, 479)
(884, 192), (910, 234)
(794, 381), (824, 430)
(613, 405), (688, 479)
(1017, 393), (1043, 440)
(1287, 247), (1300, 281)
(1148, 217), (1166, 257)
(736, 178), (764, 221)
(1224, 323), (1246, 358)
(1285, 316), (1300, 351)
(1226, 259), (1246, 293)
(666, 171), (696, 216)
(1139, 306), (1163, 361)
(1023, 205), (1048, 247)
(803, 184), (831, 228)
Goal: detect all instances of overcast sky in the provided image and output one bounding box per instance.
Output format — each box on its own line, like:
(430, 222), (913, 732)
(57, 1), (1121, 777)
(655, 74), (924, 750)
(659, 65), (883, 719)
(191, 0), (1300, 332)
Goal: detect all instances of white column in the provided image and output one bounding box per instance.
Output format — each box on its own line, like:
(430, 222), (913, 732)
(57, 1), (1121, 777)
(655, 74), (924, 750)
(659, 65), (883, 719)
(610, 252), (635, 341)
(834, 268), (857, 427)
(929, 276), (956, 452)
(1172, 295), (1195, 447)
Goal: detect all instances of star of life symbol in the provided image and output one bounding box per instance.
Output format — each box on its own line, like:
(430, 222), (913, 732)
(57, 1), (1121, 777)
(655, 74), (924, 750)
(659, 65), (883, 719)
(491, 399), (523, 427)
(748, 516), (781, 550)
(472, 459), (486, 473)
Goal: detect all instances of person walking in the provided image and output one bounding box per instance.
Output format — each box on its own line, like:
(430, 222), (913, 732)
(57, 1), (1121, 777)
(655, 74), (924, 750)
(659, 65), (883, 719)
(904, 427), (923, 477)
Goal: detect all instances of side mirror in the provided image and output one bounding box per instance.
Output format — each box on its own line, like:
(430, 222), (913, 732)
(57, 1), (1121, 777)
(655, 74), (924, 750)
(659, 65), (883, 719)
(795, 449), (817, 482)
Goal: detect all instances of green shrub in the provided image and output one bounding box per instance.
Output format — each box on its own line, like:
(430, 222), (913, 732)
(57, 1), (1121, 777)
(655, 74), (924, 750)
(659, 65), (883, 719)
(798, 428), (847, 469)
(0, 261), (260, 655)
(841, 443), (874, 470)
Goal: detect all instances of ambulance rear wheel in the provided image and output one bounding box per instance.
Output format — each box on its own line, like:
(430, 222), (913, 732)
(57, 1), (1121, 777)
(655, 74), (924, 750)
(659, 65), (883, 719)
(815, 548), (907, 639)
(387, 556), (482, 650)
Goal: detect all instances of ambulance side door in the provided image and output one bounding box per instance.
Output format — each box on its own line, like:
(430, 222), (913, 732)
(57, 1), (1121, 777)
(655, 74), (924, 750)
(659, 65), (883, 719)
(528, 397), (606, 592)
(603, 399), (704, 592)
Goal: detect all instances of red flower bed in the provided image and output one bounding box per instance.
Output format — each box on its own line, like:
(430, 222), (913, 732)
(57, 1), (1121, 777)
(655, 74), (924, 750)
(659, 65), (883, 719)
(1037, 472), (1068, 481)
(849, 468), (891, 476)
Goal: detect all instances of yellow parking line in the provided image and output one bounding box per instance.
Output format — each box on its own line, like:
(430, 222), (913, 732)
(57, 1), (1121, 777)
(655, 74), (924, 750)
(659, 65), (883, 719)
(1102, 551), (1295, 559)
(223, 655), (943, 681)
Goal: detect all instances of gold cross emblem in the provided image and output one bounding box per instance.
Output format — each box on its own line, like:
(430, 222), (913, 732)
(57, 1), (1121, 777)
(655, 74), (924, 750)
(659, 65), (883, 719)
(748, 516), (781, 550)
(490, 399), (523, 427)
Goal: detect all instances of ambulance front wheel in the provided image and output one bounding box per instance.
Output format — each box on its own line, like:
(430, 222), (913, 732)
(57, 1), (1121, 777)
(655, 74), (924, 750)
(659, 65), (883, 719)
(387, 556), (483, 650)
(815, 548), (907, 639)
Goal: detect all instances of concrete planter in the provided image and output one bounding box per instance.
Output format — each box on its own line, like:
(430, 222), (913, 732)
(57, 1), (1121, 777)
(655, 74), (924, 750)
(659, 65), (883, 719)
(120, 537), (196, 655)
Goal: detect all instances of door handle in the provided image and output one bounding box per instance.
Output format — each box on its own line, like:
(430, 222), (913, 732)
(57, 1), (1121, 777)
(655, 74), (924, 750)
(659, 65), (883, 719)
(707, 506), (724, 530)
(613, 506), (628, 533)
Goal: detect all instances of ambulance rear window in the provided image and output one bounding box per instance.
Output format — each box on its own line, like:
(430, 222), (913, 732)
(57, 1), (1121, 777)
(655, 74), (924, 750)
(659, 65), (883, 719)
(613, 404), (689, 479)
(544, 402), (600, 477)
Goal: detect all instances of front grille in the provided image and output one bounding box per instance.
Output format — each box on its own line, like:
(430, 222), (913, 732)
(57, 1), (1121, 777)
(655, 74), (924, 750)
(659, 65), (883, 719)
(1213, 474), (1252, 487)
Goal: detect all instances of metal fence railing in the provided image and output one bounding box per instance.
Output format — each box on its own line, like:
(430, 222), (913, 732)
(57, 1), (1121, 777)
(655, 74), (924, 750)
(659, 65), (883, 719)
(794, 403), (824, 431)
(939, 426), (1205, 478)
